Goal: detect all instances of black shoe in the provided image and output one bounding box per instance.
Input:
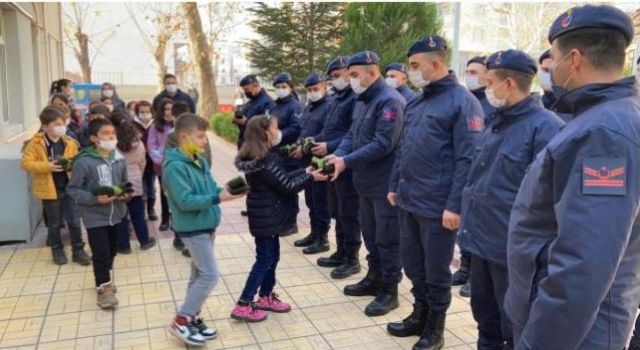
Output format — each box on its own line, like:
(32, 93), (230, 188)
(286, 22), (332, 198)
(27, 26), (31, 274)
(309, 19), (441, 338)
(317, 252), (344, 268)
(159, 219), (171, 232)
(173, 238), (185, 251)
(459, 280), (471, 298)
(365, 283), (399, 316)
(140, 237), (157, 251)
(182, 249), (191, 258)
(240, 210), (248, 217)
(303, 237), (330, 255)
(452, 254), (470, 286)
(387, 300), (429, 337)
(147, 208), (158, 221)
(331, 260), (361, 279)
(118, 247), (132, 255)
(344, 270), (380, 297)
(72, 247), (92, 265)
(281, 225), (299, 237)
(413, 311), (446, 350)
(52, 248), (68, 265)
(294, 232), (316, 247)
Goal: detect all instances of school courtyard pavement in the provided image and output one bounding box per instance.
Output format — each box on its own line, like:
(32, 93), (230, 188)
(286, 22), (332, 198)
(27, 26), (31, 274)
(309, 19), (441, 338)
(0, 134), (477, 350)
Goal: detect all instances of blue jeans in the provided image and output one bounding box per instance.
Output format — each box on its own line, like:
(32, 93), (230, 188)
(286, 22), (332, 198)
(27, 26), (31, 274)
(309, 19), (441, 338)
(117, 196), (151, 249)
(42, 190), (83, 249)
(178, 232), (219, 318)
(240, 236), (280, 302)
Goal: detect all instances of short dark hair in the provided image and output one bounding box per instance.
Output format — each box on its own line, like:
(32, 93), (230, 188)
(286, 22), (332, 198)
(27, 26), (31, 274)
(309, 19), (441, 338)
(175, 113), (209, 134)
(39, 106), (65, 125)
(109, 111), (139, 152)
(163, 74), (177, 83)
(172, 101), (192, 118)
(88, 118), (114, 137)
(90, 103), (110, 117)
(100, 96), (113, 104)
(49, 93), (70, 107)
(135, 100), (152, 115)
(493, 68), (533, 92)
(556, 27), (627, 71)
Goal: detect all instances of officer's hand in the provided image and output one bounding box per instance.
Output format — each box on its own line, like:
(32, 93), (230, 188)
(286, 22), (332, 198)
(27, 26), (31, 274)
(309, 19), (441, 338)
(219, 188), (245, 202)
(311, 142), (328, 156)
(117, 193), (132, 202)
(326, 156), (346, 182)
(387, 192), (397, 206)
(96, 195), (116, 204)
(48, 161), (64, 172)
(306, 167), (328, 182)
(442, 210), (460, 231)
(290, 147), (303, 159)
(233, 116), (247, 126)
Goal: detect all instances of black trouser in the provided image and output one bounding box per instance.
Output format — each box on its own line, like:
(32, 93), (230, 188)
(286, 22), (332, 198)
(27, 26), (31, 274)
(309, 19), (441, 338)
(157, 174), (171, 222)
(327, 170), (361, 260)
(42, 190), (83, 250)
(142, 169), (156, 212)
(87, 225), (119, 287)
(470, 256), (513, 350)
(118, 196), (151, 249)
(304, 180), (330, 234)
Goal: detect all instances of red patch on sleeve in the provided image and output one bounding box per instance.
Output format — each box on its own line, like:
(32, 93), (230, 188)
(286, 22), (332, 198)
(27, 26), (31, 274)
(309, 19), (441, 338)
(467, 116), (484, 132)
(382, 109), (397, 122)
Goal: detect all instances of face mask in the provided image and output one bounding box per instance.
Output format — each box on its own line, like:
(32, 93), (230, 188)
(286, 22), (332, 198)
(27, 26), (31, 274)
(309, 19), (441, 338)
(244, 91), (255, 100)
(166, 84), (178, 94)
(271, 130), (282, 147)
(485, 81), (509, 109)
(107, 105), (114, 112)
(465, 75), (482, 91)
(385, 77), (398, 89)
(52, 125), (67, 137)
(99, 139), (118, 152)
(539, 72), (553, 92)
(350, 78), (368, 94)
(550, 51), (575, 98)
(307, 91), (324, 102)
(333, 77), (349, 91)
(139, 113), (153, 123)
(182, 141), (204, 156)
(102, 89), (114, 98)
(408, 69), (430, 88)
(275, 88), (290, 99)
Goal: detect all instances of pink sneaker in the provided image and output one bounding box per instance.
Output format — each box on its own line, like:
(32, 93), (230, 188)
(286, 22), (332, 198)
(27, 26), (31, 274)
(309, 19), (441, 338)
(256, 293), (292, 313)
(230, 303), (268, 322)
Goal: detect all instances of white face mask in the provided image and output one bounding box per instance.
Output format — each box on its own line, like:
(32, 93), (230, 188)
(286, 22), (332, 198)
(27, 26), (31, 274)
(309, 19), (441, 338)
(271, 130), (282, 147)
(107, 105), (114, 112)
(166, 84), (178, 94)
(408, 69), (430, 88)
(465, 75), (482, 91)
(333, 76), (349, 91)
(275, 88), (290, 99)
(307, 91), (324, 102)
(99, 139), (118, 152)
(486, 82), (509, 109)
(385, 77), (398, 89)
(539, 72), (553, 92)
(139, 113), (153, 123)
(350, 78), (368, 94)
(102, 89), (114, 98)
(52, 125), (67, 137)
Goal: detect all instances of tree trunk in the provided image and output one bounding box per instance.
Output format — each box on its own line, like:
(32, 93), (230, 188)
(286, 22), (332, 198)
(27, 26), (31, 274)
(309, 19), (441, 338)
(182, 2), (218, 118)
(154, 35), (169, 92)
(75, 30), (91, 83)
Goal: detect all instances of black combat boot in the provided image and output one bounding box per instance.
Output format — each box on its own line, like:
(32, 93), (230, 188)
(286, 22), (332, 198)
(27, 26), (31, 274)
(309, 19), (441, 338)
(331, 259), (361, 279)
(317, 250), (344, 268)
(344, 267), (380, 297)
(387, 299), (429, 337)
(364, 283), (399, 316)
(413, 310), (446, 350)
(294, 230), (317, 247)
(303, 231), (330, 255)
(452, 253), (470, 286)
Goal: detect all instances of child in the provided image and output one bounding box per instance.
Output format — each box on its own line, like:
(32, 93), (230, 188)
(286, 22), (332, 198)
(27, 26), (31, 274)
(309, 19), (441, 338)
(110, 111), (156, 253)
(132, 100), (158, 221)
(163, 113), (244, 346)
(67, 118), (129, 309)
(100, 96), (115, 113)
(232, 115), (326, 322)
(21, 106), (91, 265)
(126, 100), (138, 119)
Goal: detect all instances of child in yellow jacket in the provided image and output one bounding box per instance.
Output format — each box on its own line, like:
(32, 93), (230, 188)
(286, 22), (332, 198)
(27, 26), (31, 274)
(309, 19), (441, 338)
(21, 105), (91, 265)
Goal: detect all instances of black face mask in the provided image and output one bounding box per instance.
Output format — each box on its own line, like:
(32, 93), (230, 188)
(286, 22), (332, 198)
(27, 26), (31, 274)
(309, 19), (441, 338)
(244, 91), (255, 100)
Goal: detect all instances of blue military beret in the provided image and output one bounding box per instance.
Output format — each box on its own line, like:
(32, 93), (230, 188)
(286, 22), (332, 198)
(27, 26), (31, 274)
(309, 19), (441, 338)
(407, 35), (448, 57)
(385, 62), (408, 75)
(304, 72), (325, 87)
(538, 49), (551, 64)
(487, 50), (537, 76)
(466, 56), (487, 67)
(347, 51), (380, 68)
(239, 74), (258, 87)
(326, 56), (350, 74)
(548, 5), (634, 45)
(272, 73), (293, 86)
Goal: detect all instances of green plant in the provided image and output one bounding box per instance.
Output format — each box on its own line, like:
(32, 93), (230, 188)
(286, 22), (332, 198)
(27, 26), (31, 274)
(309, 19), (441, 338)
(210, 112), (239, 143)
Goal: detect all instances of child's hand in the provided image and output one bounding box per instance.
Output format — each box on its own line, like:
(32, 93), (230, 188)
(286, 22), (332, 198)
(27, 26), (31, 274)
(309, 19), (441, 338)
(48, 161), (64, 172)
(96, 195), (116, 204)
(219, 188), (245, 202)
(311, 142), (328, 156)
(306, 167), (329, 182)
(117, 193), (132, 201)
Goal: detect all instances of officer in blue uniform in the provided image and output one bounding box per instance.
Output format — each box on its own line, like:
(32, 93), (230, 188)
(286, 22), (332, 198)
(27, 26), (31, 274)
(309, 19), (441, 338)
(386, 36), (483, 350)
(234, 74), (275, 148)
(506, 6), (640, 349)
(328, 51), (406, 316)
(537, 50), (556, 109)
(290, 72), (333, 254)
(385, 62), (416, 103)
(312, 56), (362, 279)
(458, 49), (564, 350)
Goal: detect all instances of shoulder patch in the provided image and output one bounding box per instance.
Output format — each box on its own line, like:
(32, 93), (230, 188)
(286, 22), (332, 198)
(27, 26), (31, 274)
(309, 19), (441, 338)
(382, 107), (398, 122)
(582, 157), (626, 196)
(467, 116), (484, 132)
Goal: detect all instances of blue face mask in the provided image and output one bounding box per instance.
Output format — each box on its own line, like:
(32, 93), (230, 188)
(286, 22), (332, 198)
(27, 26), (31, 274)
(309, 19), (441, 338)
(550, 50), (574, 98)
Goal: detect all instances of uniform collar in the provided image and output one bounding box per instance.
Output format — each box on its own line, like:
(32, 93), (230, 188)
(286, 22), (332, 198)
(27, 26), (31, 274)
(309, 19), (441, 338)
(276, 94), (295, 104)
(421, 72), (458, 98)
(334, 86), (354, 100)
(490, 96), (538, 127)
(309, 95), (328, 108)
(555, 77), (637, 117)
(251, 88), (268, 101)
(357, 77), (385, 103)
(470, 87), (487, 100)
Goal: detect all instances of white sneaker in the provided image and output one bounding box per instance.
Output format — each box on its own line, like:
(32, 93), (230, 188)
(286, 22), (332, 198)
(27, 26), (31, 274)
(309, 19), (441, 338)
(169, 316), (205, 347)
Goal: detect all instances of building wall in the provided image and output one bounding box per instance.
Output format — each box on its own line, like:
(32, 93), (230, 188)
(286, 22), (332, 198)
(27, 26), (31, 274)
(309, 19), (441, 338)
(0, 3), (64, 242)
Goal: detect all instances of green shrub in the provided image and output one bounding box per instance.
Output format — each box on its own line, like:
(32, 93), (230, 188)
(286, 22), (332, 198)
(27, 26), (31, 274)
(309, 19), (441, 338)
(210, 112), (239, 144)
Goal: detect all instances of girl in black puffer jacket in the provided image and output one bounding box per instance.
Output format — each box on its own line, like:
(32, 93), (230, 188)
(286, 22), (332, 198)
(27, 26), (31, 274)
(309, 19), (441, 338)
(231, 115), (326, 322)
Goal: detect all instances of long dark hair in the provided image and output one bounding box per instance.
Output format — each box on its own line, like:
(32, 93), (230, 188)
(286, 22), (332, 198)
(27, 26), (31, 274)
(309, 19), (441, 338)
(238, 115), (276, 161)
(49, 79), (71, 96)
(154, 98), (174, 131)
(109, 110), (139, 153)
